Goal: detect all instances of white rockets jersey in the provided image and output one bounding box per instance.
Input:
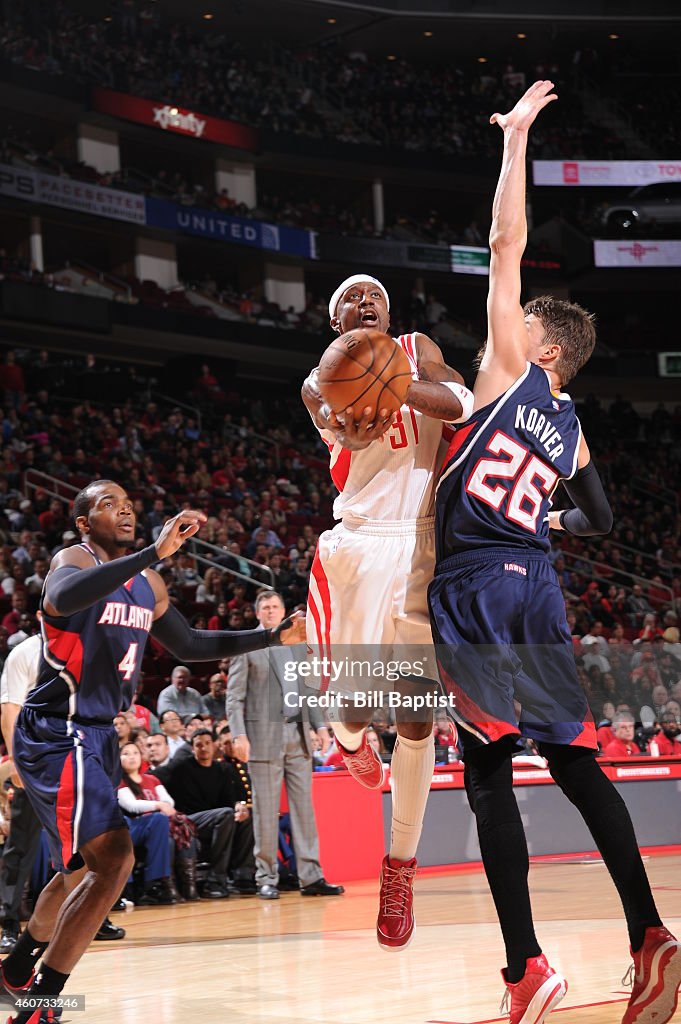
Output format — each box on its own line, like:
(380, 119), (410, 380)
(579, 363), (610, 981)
(315, 333), (448, 523)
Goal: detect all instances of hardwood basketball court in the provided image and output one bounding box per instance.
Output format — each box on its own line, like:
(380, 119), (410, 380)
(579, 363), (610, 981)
(24, 853), (680, 1024)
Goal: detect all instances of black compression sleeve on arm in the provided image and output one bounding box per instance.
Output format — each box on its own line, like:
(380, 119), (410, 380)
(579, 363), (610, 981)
(45, 545), (160, 617)
(559, 460), (613, 537)
(151, 602), (285, 661)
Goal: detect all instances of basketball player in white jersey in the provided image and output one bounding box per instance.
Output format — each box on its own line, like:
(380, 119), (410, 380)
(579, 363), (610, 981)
(302, 275), (473, 950)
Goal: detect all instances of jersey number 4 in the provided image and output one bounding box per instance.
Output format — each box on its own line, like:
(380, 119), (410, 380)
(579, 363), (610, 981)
(465, 430), (559, 533)
(118, 642), (139, 682)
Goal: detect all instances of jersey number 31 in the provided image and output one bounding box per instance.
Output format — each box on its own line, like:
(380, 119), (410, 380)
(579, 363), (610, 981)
(465, 430), (558, 532)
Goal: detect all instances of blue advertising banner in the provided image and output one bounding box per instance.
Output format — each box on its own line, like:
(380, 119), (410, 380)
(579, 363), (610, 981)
(145, 197), (317, 259)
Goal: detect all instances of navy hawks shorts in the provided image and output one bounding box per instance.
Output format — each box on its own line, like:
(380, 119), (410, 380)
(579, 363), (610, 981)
(13, 708), (126, 873)
(428, 547), (596, 751)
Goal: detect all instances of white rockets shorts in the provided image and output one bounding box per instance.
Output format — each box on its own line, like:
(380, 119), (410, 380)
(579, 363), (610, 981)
(306, 516), (437, 693)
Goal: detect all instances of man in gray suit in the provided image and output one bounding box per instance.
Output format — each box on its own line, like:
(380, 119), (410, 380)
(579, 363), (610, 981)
(228, 592), (344, 900)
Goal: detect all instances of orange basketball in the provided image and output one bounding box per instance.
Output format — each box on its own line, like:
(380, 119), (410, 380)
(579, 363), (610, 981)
(317, 329), (412, 417)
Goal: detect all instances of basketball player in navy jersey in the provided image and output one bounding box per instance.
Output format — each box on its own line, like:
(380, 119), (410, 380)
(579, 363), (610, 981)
(2, 480), (304, 1024)
(430, 82), (680, 1024)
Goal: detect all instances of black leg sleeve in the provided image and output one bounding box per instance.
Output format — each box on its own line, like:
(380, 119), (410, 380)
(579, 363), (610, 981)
(464, 738), (541, 981)
(540, 743), (661, 950)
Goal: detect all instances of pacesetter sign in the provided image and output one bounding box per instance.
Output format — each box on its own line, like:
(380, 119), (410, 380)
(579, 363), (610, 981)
(92, 88), (257, 152)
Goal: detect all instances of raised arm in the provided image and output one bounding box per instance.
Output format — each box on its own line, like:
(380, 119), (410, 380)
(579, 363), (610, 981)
(475, 81), (557, 408)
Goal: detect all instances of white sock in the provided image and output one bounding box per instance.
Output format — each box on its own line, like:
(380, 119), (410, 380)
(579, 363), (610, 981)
(331, 720), (364, 753)
(389, 733), (435, 862)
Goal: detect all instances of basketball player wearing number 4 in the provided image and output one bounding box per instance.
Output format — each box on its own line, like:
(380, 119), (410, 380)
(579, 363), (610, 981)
(430, 80), (681, 1024)
(2, 481), (305, 1024)
(302, 277), (474, 951)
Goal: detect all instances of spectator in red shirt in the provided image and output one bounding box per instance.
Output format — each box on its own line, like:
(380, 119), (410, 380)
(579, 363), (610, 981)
(637, 613), (663, 644)
(2, 592), (27, 636)
(208, 601), (229, 631)
(648, 575), (670, 611)
(604, 713), (639, 758)
(596, 701), (616, 750)
(0, 351), (25, 409)
(227, 583), (247, 611)
(433, 712), (454, 760)
(648, 713), (681, 757)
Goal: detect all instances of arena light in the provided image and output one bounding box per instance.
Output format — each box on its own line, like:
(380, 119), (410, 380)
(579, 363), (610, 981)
(423, 31), (433, 37)
(387, 54), (397, 61)
(203, 12), (214, 19)
(327, 17), (337, 23)
(477, 56), (488, 63)
(609, 32), (619, 39)
(517, 32), (527, 39)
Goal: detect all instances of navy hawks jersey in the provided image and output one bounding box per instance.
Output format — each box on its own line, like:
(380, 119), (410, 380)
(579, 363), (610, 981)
(436, 362), (581, 560)
(26, 543), (156, 722)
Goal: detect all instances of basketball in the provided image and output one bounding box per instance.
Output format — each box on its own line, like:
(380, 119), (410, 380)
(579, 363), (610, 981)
(317, 329), (412, 417)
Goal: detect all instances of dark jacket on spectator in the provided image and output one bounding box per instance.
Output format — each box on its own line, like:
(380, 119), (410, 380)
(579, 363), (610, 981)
(164, 758), (239, 814)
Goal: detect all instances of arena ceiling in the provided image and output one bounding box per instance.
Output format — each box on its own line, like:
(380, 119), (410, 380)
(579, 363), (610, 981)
(75, 0), (681, 61)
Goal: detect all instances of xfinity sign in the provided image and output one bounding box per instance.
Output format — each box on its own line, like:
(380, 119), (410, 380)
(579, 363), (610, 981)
(153, 105), (206, 139)
(93, 89), (258, 151)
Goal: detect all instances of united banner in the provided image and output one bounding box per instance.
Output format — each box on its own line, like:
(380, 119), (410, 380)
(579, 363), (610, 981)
(144, 197), (317, 259)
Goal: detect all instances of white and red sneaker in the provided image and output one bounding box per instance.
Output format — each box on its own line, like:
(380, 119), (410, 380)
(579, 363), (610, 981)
(500, 954), (567, 1024)
(376, 855), (416, 952)
(337, 733), (385, 790)
(621, 926), (681, 1024)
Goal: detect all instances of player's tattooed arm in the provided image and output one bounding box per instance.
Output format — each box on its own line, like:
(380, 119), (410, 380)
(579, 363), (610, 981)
(301, 368), (333, 431)
(302, 368), (393, 449)
(409, 333), (473, 422)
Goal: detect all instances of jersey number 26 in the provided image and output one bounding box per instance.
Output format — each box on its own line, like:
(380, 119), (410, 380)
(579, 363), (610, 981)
(465, 430), (558, 533)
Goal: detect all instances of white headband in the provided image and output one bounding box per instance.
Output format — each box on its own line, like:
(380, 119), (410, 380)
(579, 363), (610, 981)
(328, 274), (390, 320)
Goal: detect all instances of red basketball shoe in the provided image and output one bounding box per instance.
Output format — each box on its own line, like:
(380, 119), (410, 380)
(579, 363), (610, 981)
(337, 733), (384, 789)
(621, 926), (681, 1024)
(5, 1011), (52, 1024)
(500, 954), (567, 1024)
(376, 855), (416, 951)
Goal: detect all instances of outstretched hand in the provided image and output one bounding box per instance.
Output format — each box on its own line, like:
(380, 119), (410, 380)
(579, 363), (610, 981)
(490, 79), (557, 133)
(277, 610), (307, 646)
(155, 509), (207, 560)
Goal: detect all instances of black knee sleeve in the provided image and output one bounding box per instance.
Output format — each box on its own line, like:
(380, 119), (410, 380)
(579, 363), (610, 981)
(541, 744), (621, 808)
(464, 738), (521, 831)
